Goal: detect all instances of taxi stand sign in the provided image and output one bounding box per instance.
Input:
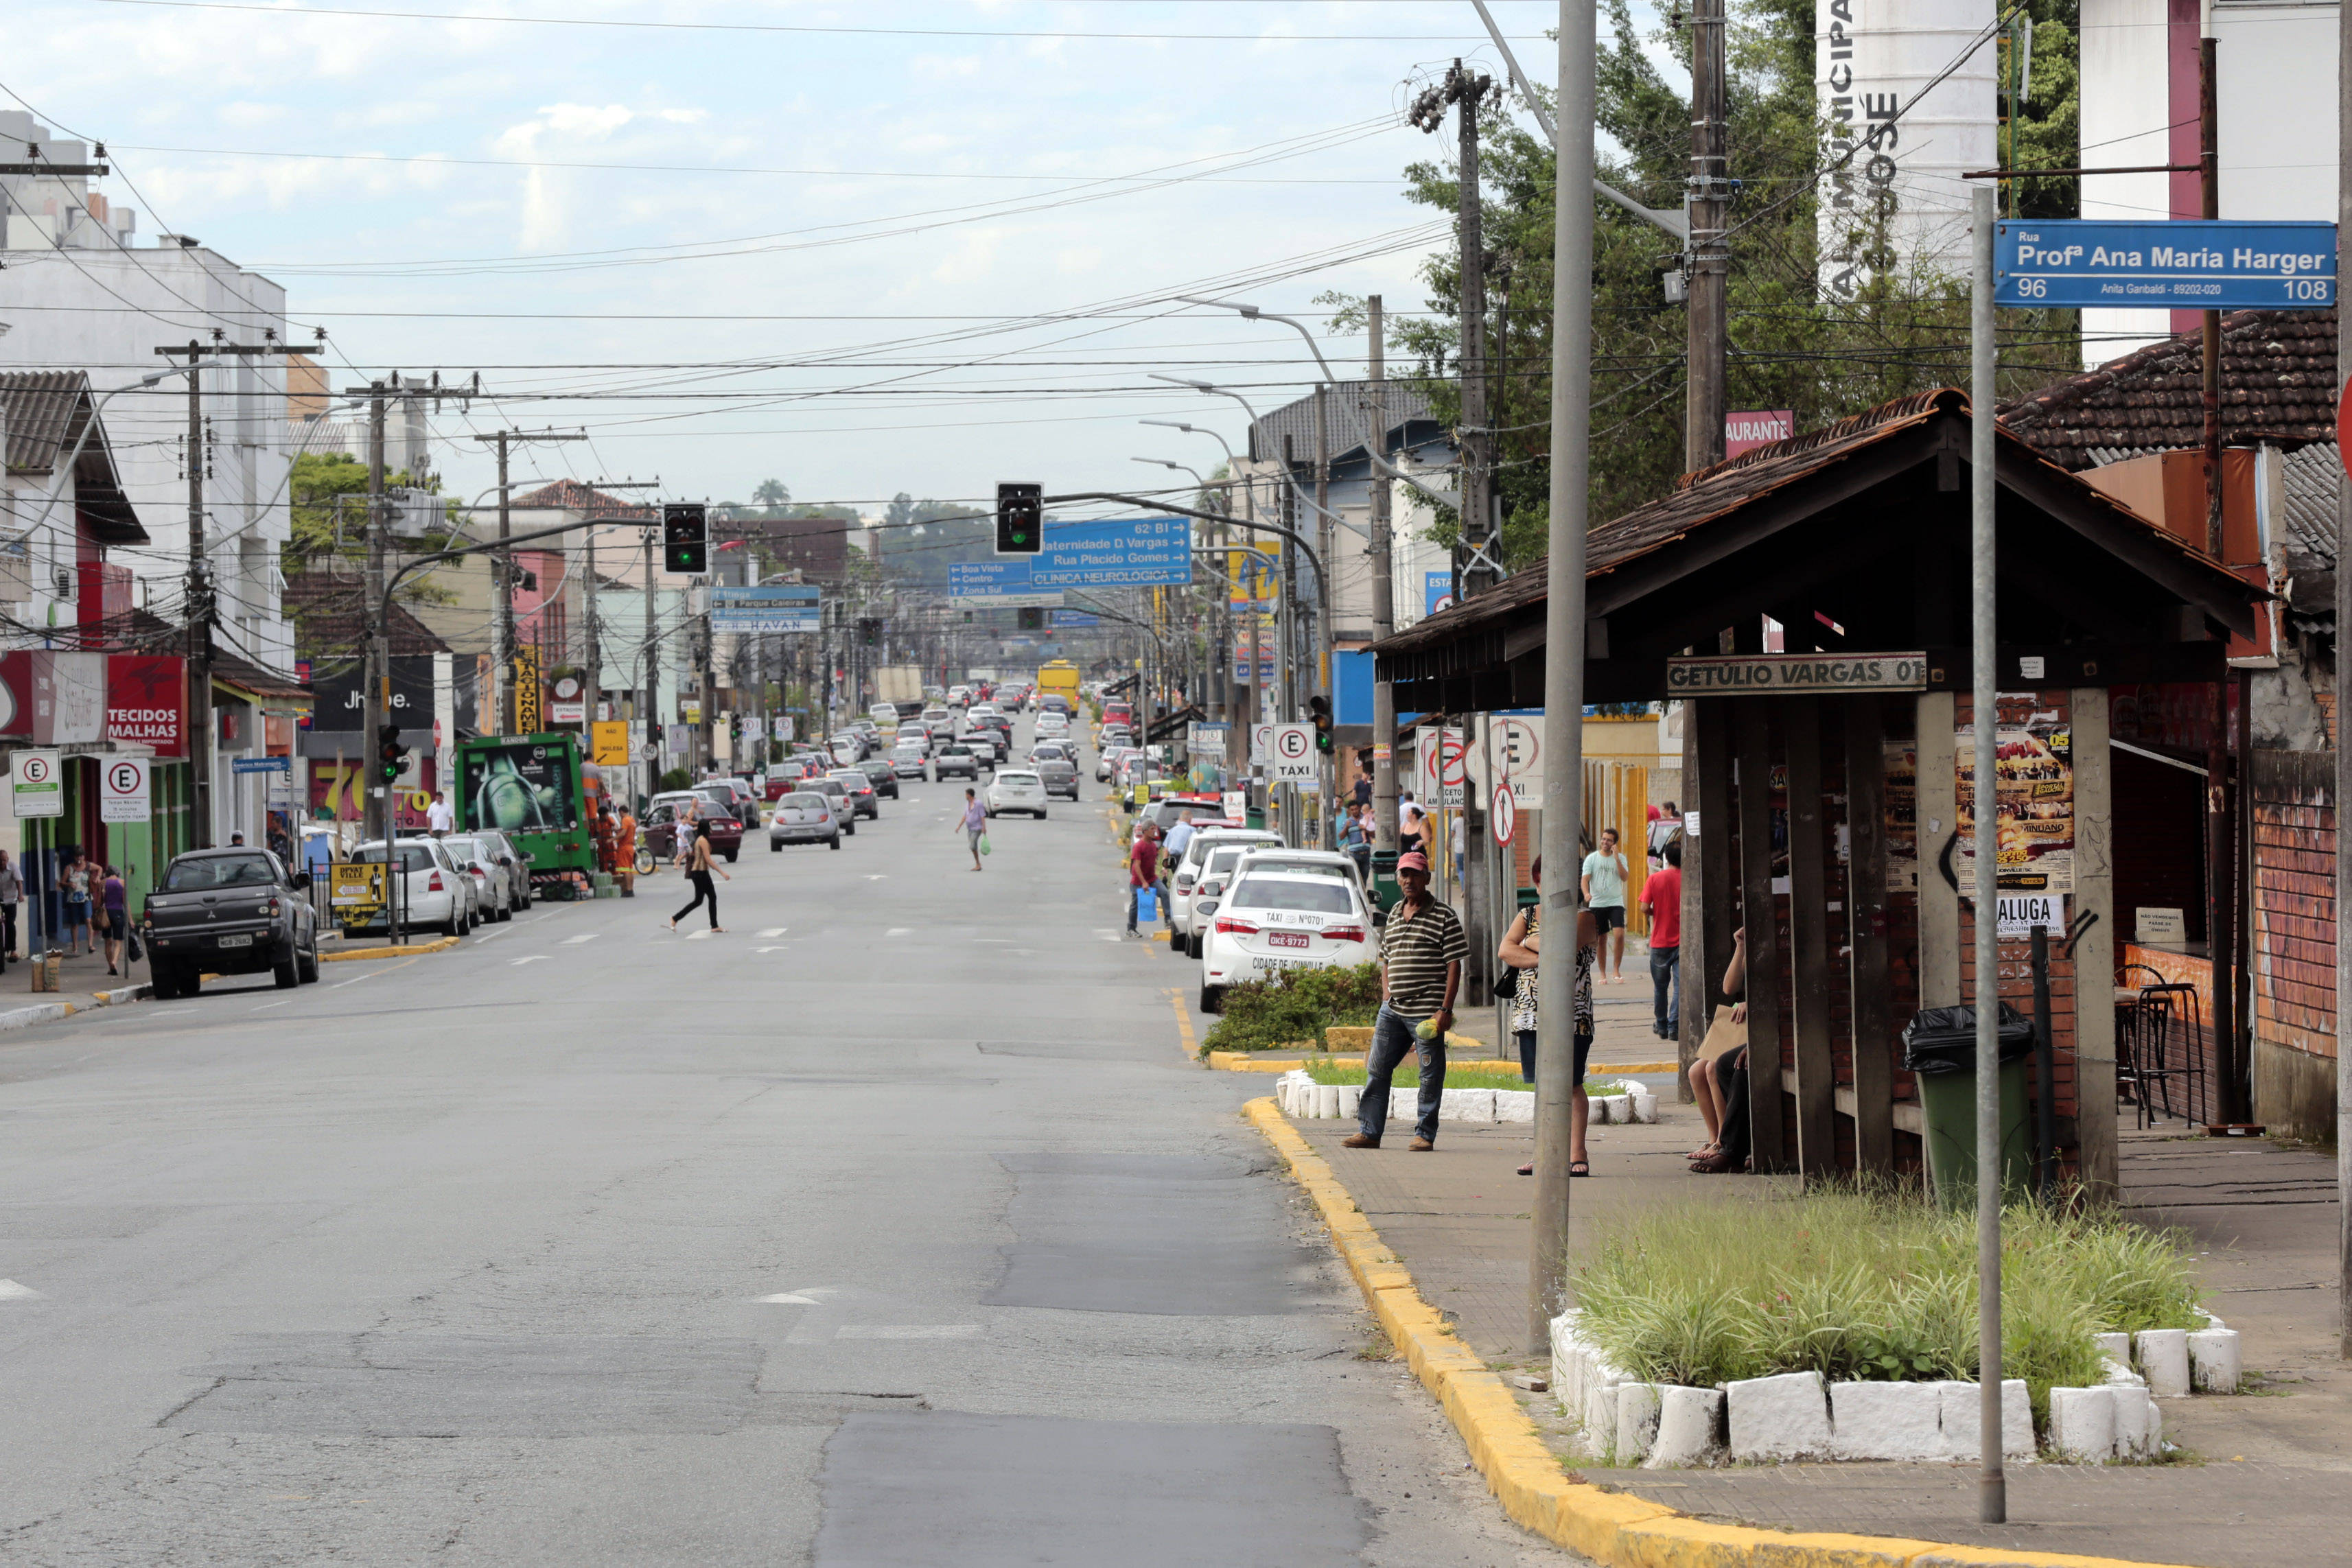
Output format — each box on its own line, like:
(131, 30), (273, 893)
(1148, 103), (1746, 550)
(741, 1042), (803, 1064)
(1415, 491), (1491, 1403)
(1994, 219), (2336, 309)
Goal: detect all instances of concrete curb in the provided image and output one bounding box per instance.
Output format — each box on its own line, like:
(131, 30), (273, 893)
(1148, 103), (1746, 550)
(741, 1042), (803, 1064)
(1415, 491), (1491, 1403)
(0, 1001), (76, 1030)
(88, 983), (152, 1007)
(1206, 1035), (1487, 1073)
(1240, 1097), (2200, 1568)
(320, 935), (460, 963)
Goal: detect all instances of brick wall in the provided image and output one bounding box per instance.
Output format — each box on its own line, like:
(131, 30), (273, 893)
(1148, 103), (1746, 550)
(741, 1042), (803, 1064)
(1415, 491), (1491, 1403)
(2250, 750), (2336, 1064)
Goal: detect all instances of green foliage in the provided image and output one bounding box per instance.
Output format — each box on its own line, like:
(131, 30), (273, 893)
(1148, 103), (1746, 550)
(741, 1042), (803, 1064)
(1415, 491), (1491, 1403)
(657, 767), (690, 793)
(1570, 1183), (2197, 1427)
(1368, 0), (2082, 551)
(1302, 1057), (1530, 1090)
(1200, 961), (1384, 1055)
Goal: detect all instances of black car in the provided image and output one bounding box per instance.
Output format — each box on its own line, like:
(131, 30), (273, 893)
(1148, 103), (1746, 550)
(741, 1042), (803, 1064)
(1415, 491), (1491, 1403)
(1036, 757), (1081, 799)
(859, 759), (900, 799)
(142, 847), (322, 997)
(934, 743), (979, 781)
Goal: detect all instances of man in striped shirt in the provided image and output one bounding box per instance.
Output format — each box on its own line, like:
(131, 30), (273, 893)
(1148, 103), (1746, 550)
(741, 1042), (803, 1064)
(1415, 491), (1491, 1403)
(1345, 852), (1468, 1151)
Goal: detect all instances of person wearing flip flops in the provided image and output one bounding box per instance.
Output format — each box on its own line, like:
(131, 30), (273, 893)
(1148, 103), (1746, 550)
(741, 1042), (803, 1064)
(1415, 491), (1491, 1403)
(1498, 868), (1599, 1177)
(958, 788), (990, 871)
(1344, 852), (1468, 1152)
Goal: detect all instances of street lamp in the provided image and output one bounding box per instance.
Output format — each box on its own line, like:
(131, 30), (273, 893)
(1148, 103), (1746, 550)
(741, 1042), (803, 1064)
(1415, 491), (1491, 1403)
(1131, 456), (1208, 491)
(1140, 418), (1235, 470)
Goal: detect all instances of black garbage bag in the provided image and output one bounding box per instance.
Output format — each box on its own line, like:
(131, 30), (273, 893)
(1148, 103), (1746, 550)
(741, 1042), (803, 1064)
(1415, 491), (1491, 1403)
(1901, 1003), (2036, 1075)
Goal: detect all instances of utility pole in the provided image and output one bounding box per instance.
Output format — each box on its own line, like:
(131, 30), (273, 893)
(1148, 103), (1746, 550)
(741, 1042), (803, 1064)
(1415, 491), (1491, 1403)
(468, 429), (586, 736)
(2335, 0), (2351, 1361)
(364, 385), (391, 843)
(1456, 65), (1497, 595)
(156, 332), (286, 849)
(1369, 296), (1399, 864)
(1530, 0), (1595, 1353)
(1316, 384), (1334, 834)
(1686, 0), (1730, 471)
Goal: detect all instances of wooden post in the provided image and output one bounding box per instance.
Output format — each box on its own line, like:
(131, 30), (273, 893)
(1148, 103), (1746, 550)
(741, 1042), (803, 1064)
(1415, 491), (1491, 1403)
(1681, 697), (1714, 1099)
(1784, 697), (1838, 1173)
(1735, 701), (1789, 1170)
(1917, 690), (1961, 1008)
(1845, 695), (1896, 1173)
(2071, 685), (2120, 1196)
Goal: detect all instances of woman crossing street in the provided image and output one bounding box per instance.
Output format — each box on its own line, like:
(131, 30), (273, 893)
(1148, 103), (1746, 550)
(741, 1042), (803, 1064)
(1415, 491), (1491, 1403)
(668, 822), (730, 933)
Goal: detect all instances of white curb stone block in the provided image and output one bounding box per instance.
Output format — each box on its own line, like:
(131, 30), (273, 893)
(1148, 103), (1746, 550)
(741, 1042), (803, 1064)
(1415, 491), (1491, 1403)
(1647, 1386), (1726, 1468)
(1338, 1085), (1364, 1120)
(1440, 1088), (1496, 1122)
(2111, 1383), (2160, 1459)
(1388, 1088), (1421, 1123)
(1936, 1380), (2034, 1461)
(2047, 1386), (2116, 1462)
(1616, 1382), (1663, 1463)
(1828, 1379), (1944, 1460)
(1581, 1374), (1622, 1455)
(1727, 1370), (1832, 1461)
(2187, 1327), (2241, 1392)
(2101, 1355), (2143, 1388)
(1593, 1094), (1629, 1124)
(2093, 1331), (2130, 1364)
(1548, 1312), (1585, 1409)
(1313, 1083), (1342, 1119)
(1629, 1092), (1660, 1124)
(2136, 1329), (2191, 1396)
(1495, 1089), (1535, 1123)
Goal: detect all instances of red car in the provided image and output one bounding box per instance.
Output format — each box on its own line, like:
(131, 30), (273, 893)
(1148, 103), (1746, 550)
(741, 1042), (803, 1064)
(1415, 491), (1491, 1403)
(644, 791), (743, 862)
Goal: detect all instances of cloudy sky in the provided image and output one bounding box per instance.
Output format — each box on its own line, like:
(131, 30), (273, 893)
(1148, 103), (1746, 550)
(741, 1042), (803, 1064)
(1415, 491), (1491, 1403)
(9, 0), (1570, 515)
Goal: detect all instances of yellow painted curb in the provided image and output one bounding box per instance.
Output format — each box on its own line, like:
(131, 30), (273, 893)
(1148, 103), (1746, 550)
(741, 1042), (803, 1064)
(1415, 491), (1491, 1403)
(1240, 1098), (2200, 1568)
(320, 935), (460, 963)
(1591, 1060), (1679, 1075)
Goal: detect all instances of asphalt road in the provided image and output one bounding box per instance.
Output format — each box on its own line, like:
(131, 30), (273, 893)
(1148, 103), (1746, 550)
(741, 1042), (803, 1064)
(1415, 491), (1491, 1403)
(0, 722), (1579, 1565)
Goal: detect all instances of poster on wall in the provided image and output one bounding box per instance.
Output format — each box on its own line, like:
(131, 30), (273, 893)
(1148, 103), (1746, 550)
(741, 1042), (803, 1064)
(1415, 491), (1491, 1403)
(1883, 740), (1918, 891)
(460, 738), (581, 834)
(1953, 707), (2075, 893)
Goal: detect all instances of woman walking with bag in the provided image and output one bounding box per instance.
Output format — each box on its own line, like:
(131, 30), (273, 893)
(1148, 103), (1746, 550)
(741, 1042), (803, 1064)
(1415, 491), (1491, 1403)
(99, 865), (128, 976)
(668, 823), (729, 933)
(1498, 858), (1598, 1178)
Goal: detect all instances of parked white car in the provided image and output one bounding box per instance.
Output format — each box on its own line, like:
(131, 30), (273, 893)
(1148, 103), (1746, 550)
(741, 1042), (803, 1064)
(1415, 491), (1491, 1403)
(983, 769), (1050, 819)
(439, 832), (515, 922)
(1169, 828), (1282, 957)
(1196, 867), (1373, 1014)
(345, 837), (480, 939)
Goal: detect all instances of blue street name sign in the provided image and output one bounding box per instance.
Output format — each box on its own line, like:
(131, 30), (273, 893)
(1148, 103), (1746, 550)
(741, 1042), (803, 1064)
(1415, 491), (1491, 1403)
(1994, 219), (2336, 309)
(710, 584), (822, 632)
(950, 517), (1191, 598)
(232, 755), (292, 775)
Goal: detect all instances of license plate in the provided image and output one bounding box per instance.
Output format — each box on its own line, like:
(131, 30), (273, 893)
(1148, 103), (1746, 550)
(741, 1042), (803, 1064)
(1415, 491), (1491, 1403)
(215, 933), (253, 948)
(1268, 932), (1309, 949)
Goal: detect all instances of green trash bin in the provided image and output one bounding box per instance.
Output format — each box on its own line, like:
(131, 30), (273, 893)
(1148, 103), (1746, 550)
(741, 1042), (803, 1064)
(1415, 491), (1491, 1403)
(1913, 1054), (2034, 1207)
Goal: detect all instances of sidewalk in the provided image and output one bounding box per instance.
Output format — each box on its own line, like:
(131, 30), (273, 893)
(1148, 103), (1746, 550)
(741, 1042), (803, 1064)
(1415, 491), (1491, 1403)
(1285, 1034), (2349, 1568)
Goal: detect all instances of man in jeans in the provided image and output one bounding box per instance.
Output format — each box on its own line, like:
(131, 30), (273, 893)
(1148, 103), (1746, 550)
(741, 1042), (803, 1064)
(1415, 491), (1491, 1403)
(1344, 852), (1468, 1151)
(1641, 835), (1683, 1039)
(1125, 820), (1162, 936)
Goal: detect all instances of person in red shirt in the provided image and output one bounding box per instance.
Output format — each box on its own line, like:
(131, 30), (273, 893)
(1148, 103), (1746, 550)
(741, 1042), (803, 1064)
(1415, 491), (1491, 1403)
(1641, 836), (1683, 1040)
(1126, 821), (1162, 937)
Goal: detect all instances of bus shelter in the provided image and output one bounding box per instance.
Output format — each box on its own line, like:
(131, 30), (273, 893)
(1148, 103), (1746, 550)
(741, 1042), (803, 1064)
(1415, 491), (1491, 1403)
(1371, 389), (2263, 1191)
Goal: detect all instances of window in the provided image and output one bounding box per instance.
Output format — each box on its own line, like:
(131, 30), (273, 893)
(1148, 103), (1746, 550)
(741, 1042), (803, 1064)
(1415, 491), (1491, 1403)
(162, 853), (279, 891)
(784, 793), (826, 809)
(1231, 878), (1356, 914)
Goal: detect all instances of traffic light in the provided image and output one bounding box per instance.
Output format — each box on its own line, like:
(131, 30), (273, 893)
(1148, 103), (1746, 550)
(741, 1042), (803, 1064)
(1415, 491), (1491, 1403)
(995, 481), (1042, 554)
(859, 617), (881, 648)
(663, 502), (708, 574)
(1309, 694), (1334, 754)
(376, 722), (408, 784)
(1016, 607), (1045, 631)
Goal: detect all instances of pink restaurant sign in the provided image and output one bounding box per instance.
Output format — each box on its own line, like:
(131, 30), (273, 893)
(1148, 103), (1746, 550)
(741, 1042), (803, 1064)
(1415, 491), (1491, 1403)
(1725, 410), (1794, 458)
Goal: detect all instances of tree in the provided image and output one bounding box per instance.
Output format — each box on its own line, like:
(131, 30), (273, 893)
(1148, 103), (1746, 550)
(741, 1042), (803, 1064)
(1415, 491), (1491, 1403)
(1369, 0), (2082, 565)
(752, 478), (791, 509)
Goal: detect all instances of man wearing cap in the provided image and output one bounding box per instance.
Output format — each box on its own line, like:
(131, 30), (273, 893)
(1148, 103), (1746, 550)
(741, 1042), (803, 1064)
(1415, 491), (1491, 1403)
(1345, 850), (1468, 1151)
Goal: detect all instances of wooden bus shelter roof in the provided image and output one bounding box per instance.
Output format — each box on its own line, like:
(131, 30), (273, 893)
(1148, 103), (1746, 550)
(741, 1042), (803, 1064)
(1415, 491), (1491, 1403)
(1373, 388), (2265, 711)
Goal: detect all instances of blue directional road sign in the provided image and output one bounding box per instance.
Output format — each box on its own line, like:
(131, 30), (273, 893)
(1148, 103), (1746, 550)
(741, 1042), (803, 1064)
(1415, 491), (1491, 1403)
(710, 584), (822, 632)
(1995, 219), (2336, 309)
(1027, 516), (1191, 589)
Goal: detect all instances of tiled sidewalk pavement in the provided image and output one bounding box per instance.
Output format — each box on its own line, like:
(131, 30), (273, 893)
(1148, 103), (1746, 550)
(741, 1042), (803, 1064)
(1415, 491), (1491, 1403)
(1294, 1077), (2349, 1568)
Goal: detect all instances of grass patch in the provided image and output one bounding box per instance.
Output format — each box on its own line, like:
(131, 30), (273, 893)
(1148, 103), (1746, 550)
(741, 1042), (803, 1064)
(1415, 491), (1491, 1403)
(1570, 1183), (2206, 1428)
(1301, 1059), (1638, 1096)
(1200, 962), (1382, 1055)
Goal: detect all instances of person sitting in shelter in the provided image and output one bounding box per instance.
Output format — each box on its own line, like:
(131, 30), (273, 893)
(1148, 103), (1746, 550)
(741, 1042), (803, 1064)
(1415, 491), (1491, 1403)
(1690, 926), (1751, 1173)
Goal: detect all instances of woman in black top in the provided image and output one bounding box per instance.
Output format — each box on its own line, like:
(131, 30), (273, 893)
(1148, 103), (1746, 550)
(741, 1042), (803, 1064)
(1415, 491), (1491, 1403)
(668, 823), (730, 933)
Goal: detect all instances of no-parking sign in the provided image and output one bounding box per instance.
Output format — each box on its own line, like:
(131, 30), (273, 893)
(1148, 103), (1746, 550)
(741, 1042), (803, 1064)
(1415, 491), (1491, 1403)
(100, 756), (150, 823)
(12, 749), (60, 819)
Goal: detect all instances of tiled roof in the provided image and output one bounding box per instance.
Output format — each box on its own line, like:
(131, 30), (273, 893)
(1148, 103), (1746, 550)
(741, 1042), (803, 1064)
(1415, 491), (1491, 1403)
(0, 370), (147, 543)
(1375, 387), (2259, 658)
(1249, 380), (1441, 466)
(1999, 309), (2339, 471)
(283, 573), (452, 658)
(510, 479), (657, 519)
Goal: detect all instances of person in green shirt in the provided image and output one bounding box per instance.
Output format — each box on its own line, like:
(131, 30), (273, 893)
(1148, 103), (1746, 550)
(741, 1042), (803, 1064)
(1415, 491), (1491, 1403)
(1581, 827), (1630, 984)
